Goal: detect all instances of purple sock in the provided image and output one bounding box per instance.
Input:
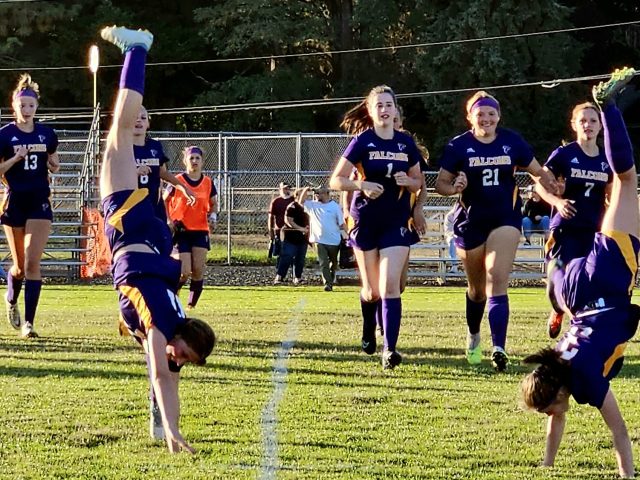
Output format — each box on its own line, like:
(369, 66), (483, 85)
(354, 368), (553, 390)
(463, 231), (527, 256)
(360, 297), (378, 338)
(7, 272), (23, 304)
(382, 297), (402, 351)
(488, 295), (509, 349)
(119, 46), (147, 96)
(188, 279), (204, 308)
(602, 104), (634, 174)
(466, 292), (486, 335)
(550, 266), (567, 313)
(24, 279), (42, 325)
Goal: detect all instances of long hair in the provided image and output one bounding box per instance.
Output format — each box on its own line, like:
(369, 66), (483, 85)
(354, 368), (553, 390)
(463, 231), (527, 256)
(521, 347), (571, 411)
(12, 73), (40, 102)
(340, 85), (397, 135)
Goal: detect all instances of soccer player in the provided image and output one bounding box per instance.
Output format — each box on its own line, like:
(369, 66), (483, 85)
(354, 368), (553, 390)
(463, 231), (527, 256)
(164, 145), (218, 309)
(521, 67), (638, 479)
(435, 91), (557, 371)
(133, 106), (195, 222)
(330, 85), (423, 370)
(99, 26), (215, 453)
(0, 73), (60, 338)
(535, 102), (612, 338)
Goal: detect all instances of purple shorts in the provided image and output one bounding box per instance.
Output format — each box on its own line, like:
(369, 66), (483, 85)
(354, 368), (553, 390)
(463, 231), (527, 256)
(453, 207), (521, 250)
(174, 230), (210, 253)
(348, 217), (413, 251)
(118, 275), (186, 345)
(546, 226), (597, 265)
(561, 231), (639, 314)
(0, 190), (53, 227)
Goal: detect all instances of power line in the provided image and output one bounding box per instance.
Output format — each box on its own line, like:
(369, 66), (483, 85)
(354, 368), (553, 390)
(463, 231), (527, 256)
(0, 20), (638, 72)
(31, 70), (636, 120)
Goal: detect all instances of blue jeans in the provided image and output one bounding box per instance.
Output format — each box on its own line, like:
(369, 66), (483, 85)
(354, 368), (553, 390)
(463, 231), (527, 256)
(522, 216), (550, 239)
(277, 240), (308, 279)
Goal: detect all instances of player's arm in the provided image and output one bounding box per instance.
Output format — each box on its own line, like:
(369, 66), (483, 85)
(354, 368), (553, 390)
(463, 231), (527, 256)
(208, 192), (218, 228)
(47, 152), (60, 173)
(393, 163), (422, 193)
(330, 157), (383, 199)
(160, 165), (196, 205)
(146, 327), (194, 454)
(524, 159), (559, 196)
(412, 174), (428, 235)
(542, 411), (566, 467)
(599, 389), (634, 478)
(534, 167), (576, 219)
(0, 145), (28, 175)
(435, 168), (467, 196)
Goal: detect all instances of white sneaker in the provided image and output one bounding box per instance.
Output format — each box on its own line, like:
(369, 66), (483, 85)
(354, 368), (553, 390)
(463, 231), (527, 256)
(101, 26), (153, 53)
(21, 322), (38, 338)
(5, 295), (21, 330)
(149, 401), (165, 440)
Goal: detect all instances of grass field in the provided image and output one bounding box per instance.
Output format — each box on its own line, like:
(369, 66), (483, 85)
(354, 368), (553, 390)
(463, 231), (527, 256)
(1, 285), (639, 479)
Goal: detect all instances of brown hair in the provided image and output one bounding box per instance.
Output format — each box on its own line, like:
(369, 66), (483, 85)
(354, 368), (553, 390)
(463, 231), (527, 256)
(465, 90), (499, 114)
(570, 102), (599, 124)
(340, 85), (398, 135)
(521, 347), (571, 411)
(175, 318), (216, 366)
(12, 73), (40, 101)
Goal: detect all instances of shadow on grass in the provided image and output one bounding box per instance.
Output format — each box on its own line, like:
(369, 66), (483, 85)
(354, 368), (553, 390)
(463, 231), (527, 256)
(0, 364), (146, 380)
(0, 334), (140, 355)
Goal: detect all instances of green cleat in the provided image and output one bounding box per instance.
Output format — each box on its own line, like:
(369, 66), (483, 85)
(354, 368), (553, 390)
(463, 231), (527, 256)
(592, 67), (637, 107)
(466, 345), (482, 365)
(100, 25), (153, 53)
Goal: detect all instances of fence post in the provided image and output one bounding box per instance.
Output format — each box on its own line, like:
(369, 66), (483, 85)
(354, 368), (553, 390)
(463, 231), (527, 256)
(295, 134), (301, 188)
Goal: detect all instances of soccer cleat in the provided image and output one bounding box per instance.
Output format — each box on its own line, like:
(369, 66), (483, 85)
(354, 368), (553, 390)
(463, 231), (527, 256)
(5, 295), (21, 330)
(466, 345), (482, 365)
(382, 349), (402, 370)
(21, 322), (38, 339)
(491, 348), (509, 372)
(323, 284), (333, 292)
(149, 401), (165, 441)
(273, 275), (282, 285)
(547, 310), (564, 339)
(592, 67), (637, 107)
(100, 26), (153, 53)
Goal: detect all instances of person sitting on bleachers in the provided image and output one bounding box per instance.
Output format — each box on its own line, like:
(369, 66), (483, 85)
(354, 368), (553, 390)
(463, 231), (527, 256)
(522, 186), (551, 245)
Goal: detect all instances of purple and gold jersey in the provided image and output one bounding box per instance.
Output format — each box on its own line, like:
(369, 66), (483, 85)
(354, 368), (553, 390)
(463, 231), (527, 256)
(343, 129), (421, 222)
(101, 189), (173, 267)
(0, 122), (58, 193)
(555, 306), (637, 408)
(546, 142), (611, 231)
(440, 128), (534, 222)
(134, 138), (168, 207)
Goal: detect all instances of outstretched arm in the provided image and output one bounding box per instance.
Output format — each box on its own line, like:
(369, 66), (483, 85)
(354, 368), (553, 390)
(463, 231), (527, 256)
(160, 165), (195, 204)
(147, 328), (194, 454)
(600, 389), (634, 478)
(543, 411), (566, 467)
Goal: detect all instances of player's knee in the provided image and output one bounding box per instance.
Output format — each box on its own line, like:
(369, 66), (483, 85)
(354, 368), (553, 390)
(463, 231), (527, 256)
(360, 288), (379, 303)
(23, 260), (40, 278)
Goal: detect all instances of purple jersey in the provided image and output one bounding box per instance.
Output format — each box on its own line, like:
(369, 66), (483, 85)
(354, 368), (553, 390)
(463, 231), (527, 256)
(555, 306), (637, 408)
(343, 129), (421, 222)
(134, 138), (168, 207)
(0, 122), (58, 193)
(102, 189), (173, 267)
(440, 128), (534, 223)
(545, 142), (611, 231)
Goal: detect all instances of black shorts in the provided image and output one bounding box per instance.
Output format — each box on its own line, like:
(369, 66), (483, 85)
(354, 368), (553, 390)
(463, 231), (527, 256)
(0, 190), (53, 227)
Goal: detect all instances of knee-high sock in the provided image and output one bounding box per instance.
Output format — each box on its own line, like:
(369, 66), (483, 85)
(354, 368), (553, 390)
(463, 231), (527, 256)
(188, 279), (204, 308)
(360, 297), (379, 339)
(119, 46), (147, 95)
(602, 104), (634, 174)
(382, 297), (402, 351)
(488, 295), (509, 349)
(466, 292), (486, 335)
(7, 272), (23, 304)
(24, 279), (42, 326)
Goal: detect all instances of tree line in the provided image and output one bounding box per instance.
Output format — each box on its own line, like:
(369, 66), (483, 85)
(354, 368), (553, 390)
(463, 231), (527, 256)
(0, 0), (639, 164)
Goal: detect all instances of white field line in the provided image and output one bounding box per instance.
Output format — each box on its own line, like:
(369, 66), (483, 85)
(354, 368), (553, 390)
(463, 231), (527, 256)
(259, 299), (304, 479)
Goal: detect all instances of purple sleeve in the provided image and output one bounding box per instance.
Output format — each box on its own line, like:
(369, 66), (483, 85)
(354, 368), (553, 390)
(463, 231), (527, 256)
(513, 133), (534, 168)
(342, 136), (363, 165)
(210, 178), (217, 197)
(47, 129), (58, 154)
(439, 142), (461, 174)
(544, 147), (564, 177)
(158, 142), (169, 166)
(406, 137), (421, 169)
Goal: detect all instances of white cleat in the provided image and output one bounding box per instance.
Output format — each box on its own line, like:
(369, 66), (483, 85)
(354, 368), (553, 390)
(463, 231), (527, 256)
(100, 25), (153, 53)
(21, 322), (38, 339)
(5, 295), (21, 330)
